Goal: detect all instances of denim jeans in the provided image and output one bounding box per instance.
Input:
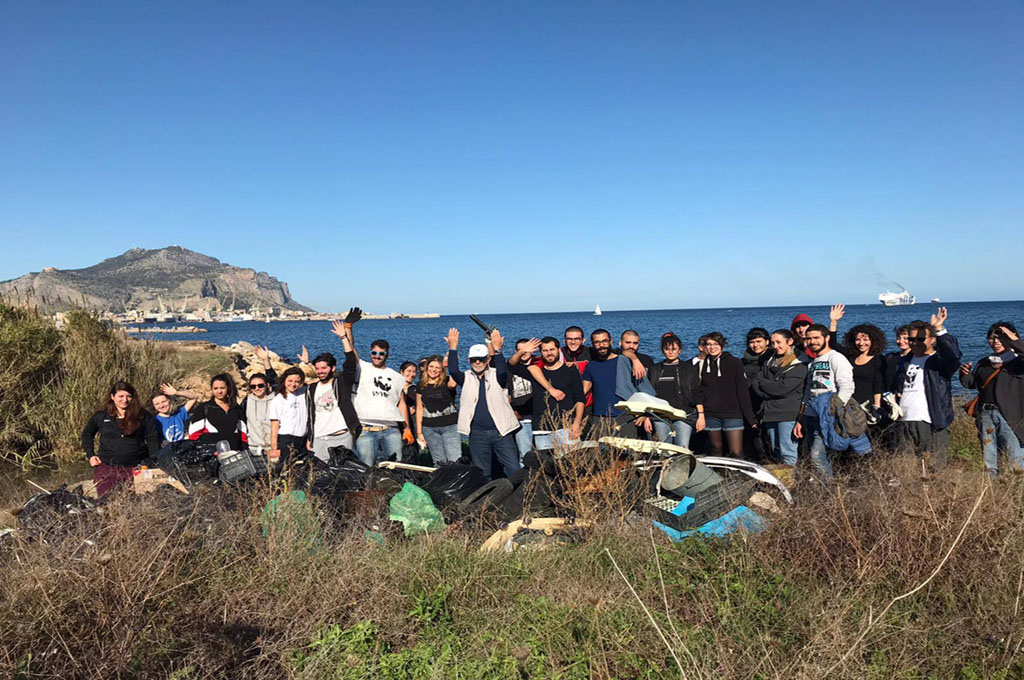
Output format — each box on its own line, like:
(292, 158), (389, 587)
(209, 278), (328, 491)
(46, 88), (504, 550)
(978, 406), (1024, 475)
(422, 423), (462, 465)
(653, 419), (694, 448)
(514, 419), (533, 461)
(806, 416), (872, 479)
(805, 416), (832, 479)
(354, 427), (403, 466)
(468, 427), (521, 481)
(765, 421), (799, 466)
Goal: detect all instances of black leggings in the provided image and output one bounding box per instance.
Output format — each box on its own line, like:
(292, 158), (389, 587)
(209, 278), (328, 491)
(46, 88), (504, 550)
(275, 434), (306, 471)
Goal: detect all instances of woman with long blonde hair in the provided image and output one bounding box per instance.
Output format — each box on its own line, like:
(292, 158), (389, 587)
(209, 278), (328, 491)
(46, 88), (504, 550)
(415, 355), (461, 465)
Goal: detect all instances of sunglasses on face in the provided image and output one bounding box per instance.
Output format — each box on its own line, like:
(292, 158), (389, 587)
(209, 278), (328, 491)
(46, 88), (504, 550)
(250, 382), (266, 389)
(469, 357), (488, 363)
(370, 351), (388, 357)
(909, 336), (928, 343)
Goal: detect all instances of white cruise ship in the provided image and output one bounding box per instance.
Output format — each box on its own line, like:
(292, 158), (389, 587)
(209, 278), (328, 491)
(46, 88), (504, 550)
(878, 290), (915, 306)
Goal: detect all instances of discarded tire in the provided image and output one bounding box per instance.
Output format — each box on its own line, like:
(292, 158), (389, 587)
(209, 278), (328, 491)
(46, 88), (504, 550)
(459, 479), (514, 512)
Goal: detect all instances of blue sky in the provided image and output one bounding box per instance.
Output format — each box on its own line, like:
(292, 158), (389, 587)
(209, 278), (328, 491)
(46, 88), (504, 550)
(1, 1), (1021, 314)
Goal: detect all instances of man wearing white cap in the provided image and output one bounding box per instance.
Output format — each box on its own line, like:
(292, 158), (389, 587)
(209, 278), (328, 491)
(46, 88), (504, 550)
(446, 326), (521, 480)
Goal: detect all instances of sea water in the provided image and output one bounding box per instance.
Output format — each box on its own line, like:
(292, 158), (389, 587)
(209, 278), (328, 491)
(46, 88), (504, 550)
(130, 300), (1023, 395)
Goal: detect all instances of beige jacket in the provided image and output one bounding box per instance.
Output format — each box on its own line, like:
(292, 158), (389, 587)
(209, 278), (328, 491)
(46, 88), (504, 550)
(457, 367), (520, 437)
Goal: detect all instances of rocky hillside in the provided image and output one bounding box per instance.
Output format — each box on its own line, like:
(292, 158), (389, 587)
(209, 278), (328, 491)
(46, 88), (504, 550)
(0, 246), (312, 313)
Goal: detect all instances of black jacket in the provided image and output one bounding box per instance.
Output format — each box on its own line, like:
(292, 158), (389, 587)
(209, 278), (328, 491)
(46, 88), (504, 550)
(698, 352), (756, 424)
(82, 409), (160, 467)
(305, 350), (361, 445)
(751, 356), (808, 423)
(188, 400), (247, 449)
(961, 336), (1024, 445)
(649, 360), (704, 421)
(893, 332), (963, 431)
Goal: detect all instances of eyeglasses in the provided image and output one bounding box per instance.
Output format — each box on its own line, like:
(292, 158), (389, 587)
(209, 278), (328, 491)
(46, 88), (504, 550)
(249, 383), (266, 389)
(370, 351), (388, 357)
(909, 336), (928, 343)
(565, 336), (583, 342)
(469, 357), (488, 363)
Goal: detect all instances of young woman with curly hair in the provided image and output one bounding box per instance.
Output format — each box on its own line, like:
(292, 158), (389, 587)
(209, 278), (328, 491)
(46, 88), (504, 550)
(829, 304), (888, 412)
(840, 323), (888, 411)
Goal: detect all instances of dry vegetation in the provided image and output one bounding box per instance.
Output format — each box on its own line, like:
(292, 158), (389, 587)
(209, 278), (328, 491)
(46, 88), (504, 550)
(0, 304), (233, 468)
(2, 449), (1023, 679)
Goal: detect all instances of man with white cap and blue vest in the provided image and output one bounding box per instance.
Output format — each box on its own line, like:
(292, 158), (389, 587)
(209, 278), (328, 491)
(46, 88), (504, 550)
(446, 326), (521, 480)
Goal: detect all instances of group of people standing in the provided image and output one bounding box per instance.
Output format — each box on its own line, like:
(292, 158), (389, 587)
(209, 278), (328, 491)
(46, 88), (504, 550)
(82, 305), (1024, 496)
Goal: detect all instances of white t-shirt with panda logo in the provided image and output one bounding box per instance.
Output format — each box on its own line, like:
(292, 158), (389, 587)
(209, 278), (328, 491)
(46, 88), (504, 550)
(353, 360), (404, 427)
(899, 355), (931, 423)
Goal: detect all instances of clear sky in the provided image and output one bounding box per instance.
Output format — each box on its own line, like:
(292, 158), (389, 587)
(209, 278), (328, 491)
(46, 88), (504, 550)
(1, 1), (1021, 314)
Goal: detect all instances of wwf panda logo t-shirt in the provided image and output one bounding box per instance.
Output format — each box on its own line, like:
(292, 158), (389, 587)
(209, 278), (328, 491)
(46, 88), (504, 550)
(353, 360), (405, 426)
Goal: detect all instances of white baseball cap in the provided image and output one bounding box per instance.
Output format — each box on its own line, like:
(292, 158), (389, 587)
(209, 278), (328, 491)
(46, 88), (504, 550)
(468, 344), (489, 359)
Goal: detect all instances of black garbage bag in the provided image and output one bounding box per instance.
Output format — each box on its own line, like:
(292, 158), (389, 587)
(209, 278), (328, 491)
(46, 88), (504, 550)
(17, 485), (99, 538)
(492, 470), (562, 523)
(522, 449), (558, 477)
(367, 466), (431, 496)
(400, 443), (421, 465)
(297, 450), (372, 501)
(421, 464), (487, 507)
(156, 440), (219, 489)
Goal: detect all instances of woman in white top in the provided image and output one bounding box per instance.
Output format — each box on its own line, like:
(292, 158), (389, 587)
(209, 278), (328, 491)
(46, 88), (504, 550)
(269, 367), (309, 469)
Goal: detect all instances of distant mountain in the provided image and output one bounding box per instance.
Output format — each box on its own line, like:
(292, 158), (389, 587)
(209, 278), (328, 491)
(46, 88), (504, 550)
(0, 246), (313, 313)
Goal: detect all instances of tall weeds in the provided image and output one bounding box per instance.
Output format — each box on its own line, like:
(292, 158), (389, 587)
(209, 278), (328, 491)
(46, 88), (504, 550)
(0, 305), (233, 468)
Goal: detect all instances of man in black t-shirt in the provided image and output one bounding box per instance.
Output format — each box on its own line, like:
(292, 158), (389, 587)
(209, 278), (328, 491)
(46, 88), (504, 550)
(510, 336), (584, 449)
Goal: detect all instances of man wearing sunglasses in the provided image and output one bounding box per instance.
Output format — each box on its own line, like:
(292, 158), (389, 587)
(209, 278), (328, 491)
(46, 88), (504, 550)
(347, 313), (411, 466)
(447, 326), (521, 480)
(893, 307), (962, 471)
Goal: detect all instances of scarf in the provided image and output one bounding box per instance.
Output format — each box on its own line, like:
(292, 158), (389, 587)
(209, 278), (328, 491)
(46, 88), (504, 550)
(988, 350), (1017, 366)
(775, 351), (798, 368)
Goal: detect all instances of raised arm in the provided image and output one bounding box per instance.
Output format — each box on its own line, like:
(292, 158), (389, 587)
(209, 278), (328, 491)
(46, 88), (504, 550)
(161, 383), (200, 412)
(446, 328), (464, 386)
(829, 303), (845, 334)
(930, 308), (962, 377)
(253, 346), (278, 389)
(489, 329), (509, 388)
(341, 307), (363, 361)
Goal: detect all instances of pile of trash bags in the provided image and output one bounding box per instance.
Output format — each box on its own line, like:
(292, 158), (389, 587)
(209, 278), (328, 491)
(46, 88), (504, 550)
(5, 436), (793, 549)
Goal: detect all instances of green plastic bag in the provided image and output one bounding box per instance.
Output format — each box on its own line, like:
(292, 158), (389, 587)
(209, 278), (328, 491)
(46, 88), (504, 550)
(260, 489), (322, 550)
(389, 483), (446, 536)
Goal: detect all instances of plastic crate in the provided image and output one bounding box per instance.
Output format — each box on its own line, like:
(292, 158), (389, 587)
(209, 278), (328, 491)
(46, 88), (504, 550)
(218, 449), (267, 485)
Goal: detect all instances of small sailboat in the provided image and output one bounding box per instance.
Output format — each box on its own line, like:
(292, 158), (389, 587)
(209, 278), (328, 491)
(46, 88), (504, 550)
(594, 304), (602, 316)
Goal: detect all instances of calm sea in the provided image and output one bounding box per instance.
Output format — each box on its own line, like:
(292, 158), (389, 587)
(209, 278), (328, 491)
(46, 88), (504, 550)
(131, 301), (1024, 394)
